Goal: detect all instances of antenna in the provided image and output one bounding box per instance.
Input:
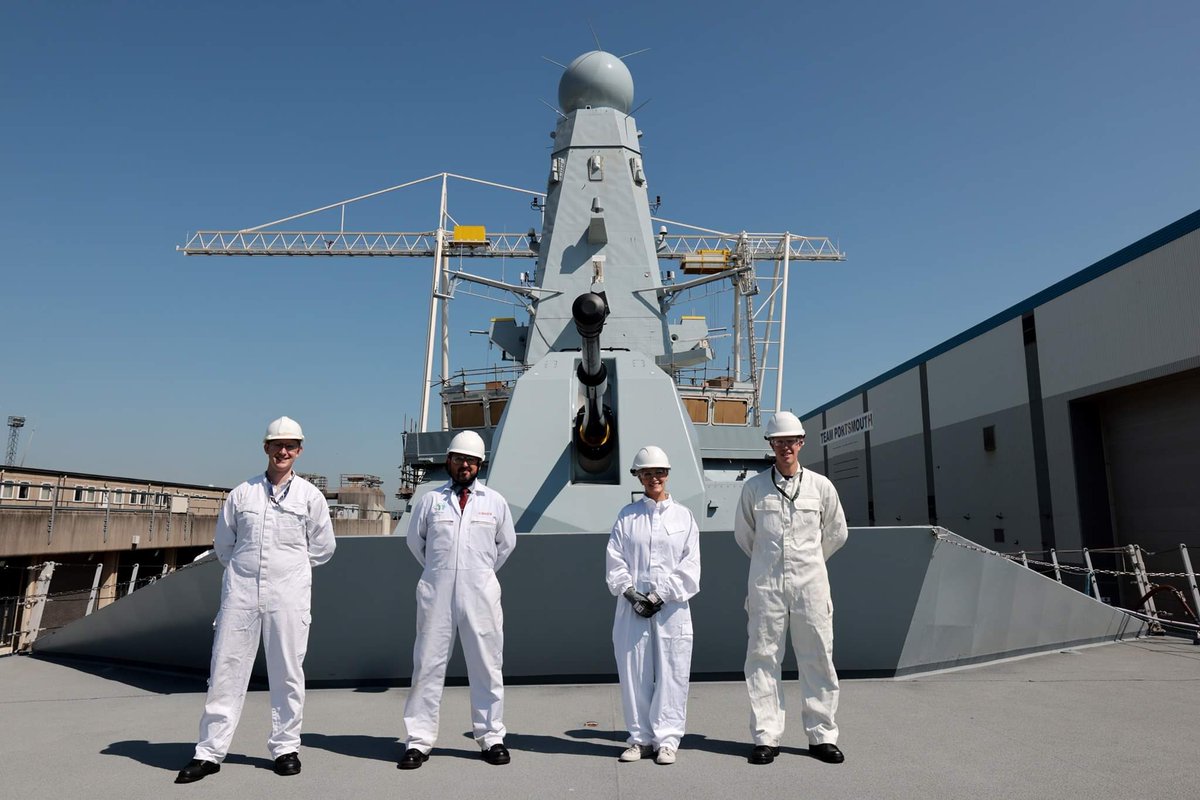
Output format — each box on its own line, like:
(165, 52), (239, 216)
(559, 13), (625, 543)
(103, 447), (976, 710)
(587, 20), (602, 50)
(5, 416), (25, 466)
(538, 98), (568, 119)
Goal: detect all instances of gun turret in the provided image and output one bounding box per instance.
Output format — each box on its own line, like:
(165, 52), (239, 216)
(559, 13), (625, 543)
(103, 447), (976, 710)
(572, 292), (616, 474)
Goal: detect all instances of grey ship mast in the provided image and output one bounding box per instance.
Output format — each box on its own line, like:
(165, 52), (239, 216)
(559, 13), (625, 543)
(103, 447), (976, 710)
(179, 52), (844, 440)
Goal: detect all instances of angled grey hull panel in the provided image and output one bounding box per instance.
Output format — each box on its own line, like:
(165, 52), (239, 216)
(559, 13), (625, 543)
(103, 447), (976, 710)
(894, 529), (1145, 674)
(32, 555), (226, 673)
(33, 528), (1145, 680)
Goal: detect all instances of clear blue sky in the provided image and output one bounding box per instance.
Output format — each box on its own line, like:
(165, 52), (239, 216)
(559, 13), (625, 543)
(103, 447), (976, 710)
(2, 1), (1197, 498)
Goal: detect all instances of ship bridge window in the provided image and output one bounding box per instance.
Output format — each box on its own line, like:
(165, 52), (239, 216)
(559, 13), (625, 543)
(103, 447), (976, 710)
(683, 397), (710, 425)
(449, 401), (486, 429)
(713, 399), (749, 425)
(39, 483), (52, 501)
(487, 398), (508, 426)
(17, 482), (30, 500)
(1, 482), (13, 499)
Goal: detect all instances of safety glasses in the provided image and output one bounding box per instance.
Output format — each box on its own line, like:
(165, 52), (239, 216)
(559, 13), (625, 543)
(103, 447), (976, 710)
(638, 468), (669, 478)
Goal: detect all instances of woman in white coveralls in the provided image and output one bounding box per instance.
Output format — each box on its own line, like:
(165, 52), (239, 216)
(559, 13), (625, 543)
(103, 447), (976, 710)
(605, 446), (701, 765)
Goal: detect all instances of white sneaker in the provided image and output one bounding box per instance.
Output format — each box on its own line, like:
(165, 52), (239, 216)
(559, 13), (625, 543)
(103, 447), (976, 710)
(619, 744), (654, 762)
(655, 746), (677, 765)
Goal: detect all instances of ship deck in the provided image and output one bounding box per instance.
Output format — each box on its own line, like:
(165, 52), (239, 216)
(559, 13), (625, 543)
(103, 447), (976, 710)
(3, 638), (1196, 800)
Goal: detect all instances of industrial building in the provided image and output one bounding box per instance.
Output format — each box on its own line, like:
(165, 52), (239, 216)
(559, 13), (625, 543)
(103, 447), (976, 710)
(798, 209), (1200, 605)
(0, 466), (226, 653)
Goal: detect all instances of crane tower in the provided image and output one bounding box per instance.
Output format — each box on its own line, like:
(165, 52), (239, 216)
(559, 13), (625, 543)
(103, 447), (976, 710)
(5, 416), (25, 466)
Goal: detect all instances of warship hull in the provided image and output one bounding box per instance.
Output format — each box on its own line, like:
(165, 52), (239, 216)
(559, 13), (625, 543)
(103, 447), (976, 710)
(33, 526), (1142, 682)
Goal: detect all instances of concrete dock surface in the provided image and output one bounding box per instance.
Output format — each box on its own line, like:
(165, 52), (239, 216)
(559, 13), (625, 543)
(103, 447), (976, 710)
(1, 638), (1196, 800)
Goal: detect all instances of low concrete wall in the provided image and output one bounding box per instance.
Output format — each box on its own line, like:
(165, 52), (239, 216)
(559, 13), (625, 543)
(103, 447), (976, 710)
(331, 518), (390, 537)
(0, 510), (218, 558)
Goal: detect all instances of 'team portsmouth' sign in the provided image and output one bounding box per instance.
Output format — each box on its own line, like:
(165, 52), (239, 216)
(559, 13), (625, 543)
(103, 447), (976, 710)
(819, 411), (873, 446)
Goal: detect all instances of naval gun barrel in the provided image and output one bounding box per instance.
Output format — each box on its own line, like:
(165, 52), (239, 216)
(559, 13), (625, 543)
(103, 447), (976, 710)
(572, 292), (615, 471)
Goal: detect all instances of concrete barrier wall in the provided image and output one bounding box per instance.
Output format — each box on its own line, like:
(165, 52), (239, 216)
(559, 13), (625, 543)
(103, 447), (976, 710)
(0, 510), (218, 557)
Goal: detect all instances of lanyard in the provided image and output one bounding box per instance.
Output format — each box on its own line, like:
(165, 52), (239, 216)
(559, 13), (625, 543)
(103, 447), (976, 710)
(772, 466), (803, 504)
(267, 473), (294, 505)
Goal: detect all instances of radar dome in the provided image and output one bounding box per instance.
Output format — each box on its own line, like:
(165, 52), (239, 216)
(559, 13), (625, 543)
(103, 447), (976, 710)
(558, 50), (634, 114)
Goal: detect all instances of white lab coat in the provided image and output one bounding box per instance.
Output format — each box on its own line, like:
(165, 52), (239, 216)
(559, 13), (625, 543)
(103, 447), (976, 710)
(194, 472), (335, 761)
(403, 479), (516, 753)
(734, 466), (847, 747)
(606, 495), (701, 750)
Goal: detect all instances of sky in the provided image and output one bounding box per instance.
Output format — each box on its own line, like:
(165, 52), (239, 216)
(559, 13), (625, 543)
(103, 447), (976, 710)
(1, 0), (1197, 500)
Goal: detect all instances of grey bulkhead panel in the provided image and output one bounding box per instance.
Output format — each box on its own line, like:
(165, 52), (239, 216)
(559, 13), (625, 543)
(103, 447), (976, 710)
(486, 350), (705, 532)
(524, 108), (666, 364)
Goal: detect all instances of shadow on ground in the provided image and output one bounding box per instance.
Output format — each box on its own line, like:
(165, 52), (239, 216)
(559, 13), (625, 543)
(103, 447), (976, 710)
(507, 730), (621, 758)
(35, 656), (206, 694)
(566, 728), (817, 761)
(102, 740), (273, 772)
(301, 733), (399, 763)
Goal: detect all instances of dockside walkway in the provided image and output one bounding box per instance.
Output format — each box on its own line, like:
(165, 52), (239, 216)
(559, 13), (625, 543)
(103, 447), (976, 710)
(1, 638), (1196, 800)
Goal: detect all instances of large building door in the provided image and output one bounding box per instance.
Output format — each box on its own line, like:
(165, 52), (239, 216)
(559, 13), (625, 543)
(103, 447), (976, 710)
(1098, 369), (1200, 608)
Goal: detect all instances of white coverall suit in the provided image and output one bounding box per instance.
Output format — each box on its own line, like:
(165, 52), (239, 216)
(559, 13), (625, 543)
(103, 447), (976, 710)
(404, 480), (516, 753)
(734, 467), (847, 748)
(195, 473), (336, 762)
(605, 496), (701, 750)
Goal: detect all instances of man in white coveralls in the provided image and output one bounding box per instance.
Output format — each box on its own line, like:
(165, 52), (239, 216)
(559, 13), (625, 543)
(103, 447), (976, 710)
(399, 430), (517, 770)
(735, 411), (848, 766)
(606, 445), (701, 766)
(176, 416), (336, 783)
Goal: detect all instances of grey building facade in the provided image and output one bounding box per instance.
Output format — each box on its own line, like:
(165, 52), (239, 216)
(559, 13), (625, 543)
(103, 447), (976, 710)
(800, 209), (1200, 597)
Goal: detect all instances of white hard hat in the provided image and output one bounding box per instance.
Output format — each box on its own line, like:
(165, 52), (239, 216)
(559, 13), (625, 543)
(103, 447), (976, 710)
(264, 416), (305, 442)
(447, 430), (487, 461)
(764, 411), (805, 439)
(629, 445), (671, 475)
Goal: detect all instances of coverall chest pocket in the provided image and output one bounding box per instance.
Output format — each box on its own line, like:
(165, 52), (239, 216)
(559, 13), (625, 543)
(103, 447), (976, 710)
(664, 525), (688, 557)
(793, 498), (821, 527)
(466, 517), (498, 556)
(273, 504), (308, 547)
(427, 513), (458, 560)
(754, 495), (785, 549)
(235, 508), (262, 542)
